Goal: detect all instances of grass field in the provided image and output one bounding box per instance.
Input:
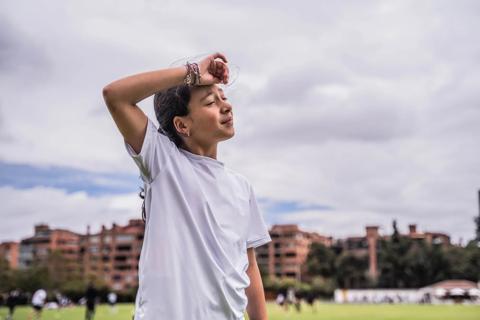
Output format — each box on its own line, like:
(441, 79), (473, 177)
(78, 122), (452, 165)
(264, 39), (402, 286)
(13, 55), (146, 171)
(1, 302), (479, 320)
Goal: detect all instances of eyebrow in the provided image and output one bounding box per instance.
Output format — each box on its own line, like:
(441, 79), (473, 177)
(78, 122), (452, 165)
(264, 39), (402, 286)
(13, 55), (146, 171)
(200, 87), (224, 102)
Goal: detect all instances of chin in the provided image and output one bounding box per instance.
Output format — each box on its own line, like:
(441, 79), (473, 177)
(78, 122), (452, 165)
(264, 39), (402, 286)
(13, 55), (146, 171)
(220, 129), (235, 141)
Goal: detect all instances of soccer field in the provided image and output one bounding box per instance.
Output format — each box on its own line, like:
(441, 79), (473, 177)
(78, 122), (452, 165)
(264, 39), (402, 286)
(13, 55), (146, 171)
(1, 302), (479, 320)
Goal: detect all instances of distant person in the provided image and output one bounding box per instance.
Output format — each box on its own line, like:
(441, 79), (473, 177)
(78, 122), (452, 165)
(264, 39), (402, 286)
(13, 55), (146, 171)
(54, 290), (63, 308)
(294, 291), (302, 312)
(285, 287), (296, 311)
(6, 289), (19, 320)
(30, 288), (47, 320)
(107, 291), (118, 314)
(275, 292), (285, 307)
(85, 282), (98, 320)
(305, 291), (317, 313)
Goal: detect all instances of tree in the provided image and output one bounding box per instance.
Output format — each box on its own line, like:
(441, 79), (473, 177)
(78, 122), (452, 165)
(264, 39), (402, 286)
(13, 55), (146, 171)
(335, 253), (369, 288)
(462, 241), (480, 282)
(305, 243), (336, 279)
(377, 233), (413, 288)
(392, 219), (400, 243)
(13, 263), (50, 293)
(0, 257), (13, 292)
(474, 191), (480, 242)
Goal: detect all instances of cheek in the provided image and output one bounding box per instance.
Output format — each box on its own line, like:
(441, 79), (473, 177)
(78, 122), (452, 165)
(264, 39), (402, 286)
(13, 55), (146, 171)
(195, 111), (219, 130)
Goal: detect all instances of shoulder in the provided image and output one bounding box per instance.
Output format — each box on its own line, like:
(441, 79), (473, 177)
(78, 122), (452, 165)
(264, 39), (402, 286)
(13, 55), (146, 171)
(224, 167), (252, 194)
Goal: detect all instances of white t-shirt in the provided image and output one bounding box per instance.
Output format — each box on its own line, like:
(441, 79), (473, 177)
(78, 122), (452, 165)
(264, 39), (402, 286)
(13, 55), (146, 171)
(124, 117), (272, 320)
(108, 292), (117, 303)
(32, 289), (47, 306)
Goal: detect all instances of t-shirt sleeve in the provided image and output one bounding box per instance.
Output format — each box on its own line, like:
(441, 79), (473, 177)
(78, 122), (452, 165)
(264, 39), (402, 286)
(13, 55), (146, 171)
(124, 116), (176, 183)
(246, 184), (272, 249)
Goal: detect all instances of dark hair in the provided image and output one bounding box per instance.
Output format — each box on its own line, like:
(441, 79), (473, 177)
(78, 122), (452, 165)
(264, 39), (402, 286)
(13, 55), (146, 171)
(139, 84), (193, 223)
(154, 84), (193, 148)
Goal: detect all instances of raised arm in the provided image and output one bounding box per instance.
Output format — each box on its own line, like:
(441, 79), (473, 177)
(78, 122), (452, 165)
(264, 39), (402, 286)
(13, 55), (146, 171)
(102, 52), (229, 154)
(102, 66), (188, 154)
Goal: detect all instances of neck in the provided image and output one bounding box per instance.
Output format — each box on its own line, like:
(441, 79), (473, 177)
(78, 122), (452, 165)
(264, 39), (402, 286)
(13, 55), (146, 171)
(182, 140), (218, 160)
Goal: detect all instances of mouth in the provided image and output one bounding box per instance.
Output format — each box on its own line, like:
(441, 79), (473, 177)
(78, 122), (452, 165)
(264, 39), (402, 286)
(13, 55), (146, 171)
(221, 117), (233, 125)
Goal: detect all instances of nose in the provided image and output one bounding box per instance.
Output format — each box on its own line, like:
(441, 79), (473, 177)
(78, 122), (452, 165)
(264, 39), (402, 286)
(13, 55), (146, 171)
(221, 100), (232, 113)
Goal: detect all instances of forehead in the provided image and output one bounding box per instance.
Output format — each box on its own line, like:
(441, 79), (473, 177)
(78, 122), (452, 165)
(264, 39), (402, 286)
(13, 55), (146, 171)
(194, 84), (224, 99)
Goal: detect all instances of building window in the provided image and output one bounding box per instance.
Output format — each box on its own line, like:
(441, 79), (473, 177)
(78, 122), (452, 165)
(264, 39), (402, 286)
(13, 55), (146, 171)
(36, 231), (50, 237)
(115, 265), (132, 271)
(114, 255), (128, 262)
(117, 245), (132, 251)
(116, 235), (135, 242)
(90, 236), (100, 244)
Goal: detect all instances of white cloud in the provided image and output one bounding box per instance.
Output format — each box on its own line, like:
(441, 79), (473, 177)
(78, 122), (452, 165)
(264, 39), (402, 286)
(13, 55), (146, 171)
(1, 0), (479, 243)
(0, 186), (143, 242)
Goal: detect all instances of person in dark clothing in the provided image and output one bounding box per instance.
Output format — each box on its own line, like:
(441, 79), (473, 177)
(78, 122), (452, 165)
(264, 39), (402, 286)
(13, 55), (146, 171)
(305, 291), (317, 313)
(6, 290), (19, 320)
(85, 282), (98, 320)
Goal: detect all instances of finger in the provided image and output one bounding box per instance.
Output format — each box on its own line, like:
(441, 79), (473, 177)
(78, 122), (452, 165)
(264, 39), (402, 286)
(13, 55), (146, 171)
(222, 64), (229, 84)
(212, 52), (228, 63)
(221, 67), (227, 84)
(215, 61), (224, 78)
(209, 59), (217, 76)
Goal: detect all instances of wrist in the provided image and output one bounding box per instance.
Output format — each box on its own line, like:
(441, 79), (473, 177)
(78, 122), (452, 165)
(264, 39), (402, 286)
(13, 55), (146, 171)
(183, 62), (201, 87)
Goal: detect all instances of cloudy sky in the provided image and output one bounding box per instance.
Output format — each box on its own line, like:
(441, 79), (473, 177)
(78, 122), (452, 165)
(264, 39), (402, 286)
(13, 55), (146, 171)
(1, 0), (479, 245)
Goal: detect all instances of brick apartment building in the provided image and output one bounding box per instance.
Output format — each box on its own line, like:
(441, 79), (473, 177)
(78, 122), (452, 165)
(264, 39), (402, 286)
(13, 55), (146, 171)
(334, 224), (451, 280)
(255, 224), (333, 282)
(256, 223), (450, 283)
(1, 220), (451, 291)
(80, 219), (144, 291)
(18, 224), (82, 276)
(0, 241), (19, 269)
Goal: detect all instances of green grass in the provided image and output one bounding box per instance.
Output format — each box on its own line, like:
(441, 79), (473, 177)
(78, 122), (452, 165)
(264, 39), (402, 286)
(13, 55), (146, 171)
(1, 302), (479, 320)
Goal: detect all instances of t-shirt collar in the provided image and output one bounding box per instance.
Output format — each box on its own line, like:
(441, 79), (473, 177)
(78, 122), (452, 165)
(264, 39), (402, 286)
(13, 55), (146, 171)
(179, 148), (225, 167)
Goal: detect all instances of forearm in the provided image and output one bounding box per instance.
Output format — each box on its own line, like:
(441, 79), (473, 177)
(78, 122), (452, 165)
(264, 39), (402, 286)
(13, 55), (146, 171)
(245, 262), (268, 320)
(103, 66), (187, 106)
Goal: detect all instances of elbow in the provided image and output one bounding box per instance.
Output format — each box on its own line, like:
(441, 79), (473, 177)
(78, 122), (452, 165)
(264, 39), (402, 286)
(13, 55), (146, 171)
(102, 85), (111, 99)
(102, 85), (118, 109)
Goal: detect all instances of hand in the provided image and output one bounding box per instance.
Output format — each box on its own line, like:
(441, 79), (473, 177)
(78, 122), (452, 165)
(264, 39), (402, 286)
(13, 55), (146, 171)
(196, 52), (229, 86)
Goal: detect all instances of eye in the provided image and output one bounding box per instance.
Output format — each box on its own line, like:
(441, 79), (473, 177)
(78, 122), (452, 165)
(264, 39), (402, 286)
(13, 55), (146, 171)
(207, 101), (215, 105)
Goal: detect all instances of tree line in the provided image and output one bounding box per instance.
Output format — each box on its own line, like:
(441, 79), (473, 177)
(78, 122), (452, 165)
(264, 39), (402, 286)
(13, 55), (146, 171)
(303, 219), (480, 294)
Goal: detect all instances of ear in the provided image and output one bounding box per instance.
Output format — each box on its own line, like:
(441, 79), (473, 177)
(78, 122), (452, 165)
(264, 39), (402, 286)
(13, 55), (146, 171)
(173, 116), (190, 136)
